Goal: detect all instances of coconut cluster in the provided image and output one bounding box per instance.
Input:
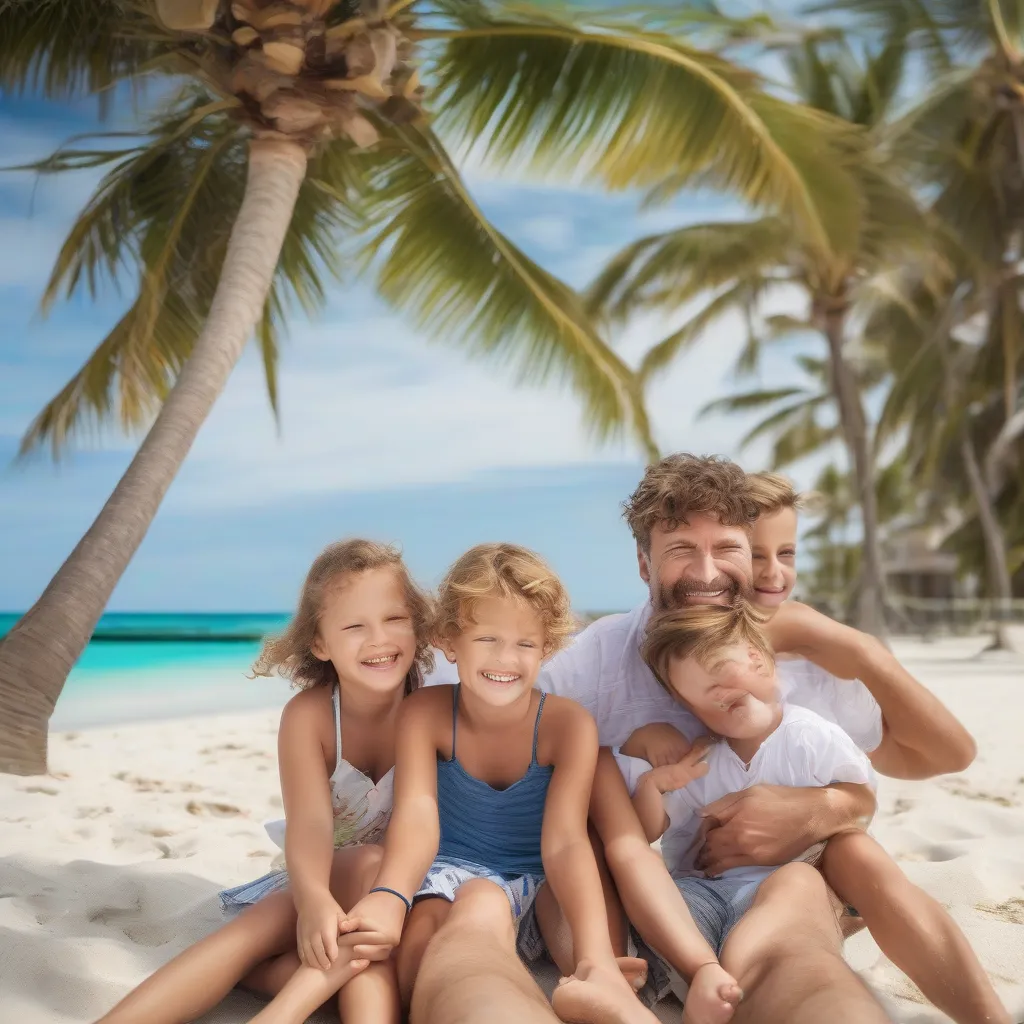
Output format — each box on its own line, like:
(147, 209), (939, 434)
(156, 0), (424, 147)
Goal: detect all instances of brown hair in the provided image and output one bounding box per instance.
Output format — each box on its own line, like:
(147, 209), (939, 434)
(433, 543), (576, 655)
(252, 539), (434, 691)
(623, 453), (759, 552)
(747, 472), (803, 517)
(641, 602), (774, 694)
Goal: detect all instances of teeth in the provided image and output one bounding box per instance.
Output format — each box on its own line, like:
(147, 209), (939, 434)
(483, 672), (518, 683)
(363, 654), (398, 665)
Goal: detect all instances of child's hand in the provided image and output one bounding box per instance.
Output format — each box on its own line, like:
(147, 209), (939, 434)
(645, 737), (714, 794)
(682, 962), (743, 1024)
(338, 889), (409, 960)
(295, 889), (347, 970)
(621, 722), (692, 767)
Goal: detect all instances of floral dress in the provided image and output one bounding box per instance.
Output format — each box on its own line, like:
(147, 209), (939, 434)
(219, 684), (393, 909)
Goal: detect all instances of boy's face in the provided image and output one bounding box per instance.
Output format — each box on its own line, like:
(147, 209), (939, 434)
(750, 507), (798, 609)
(442, 596), (546, 708)
(668, 644), (779, 739)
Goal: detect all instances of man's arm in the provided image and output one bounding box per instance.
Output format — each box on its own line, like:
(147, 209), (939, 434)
(768, 602), (976, 779)
(695, 782), (875, 877)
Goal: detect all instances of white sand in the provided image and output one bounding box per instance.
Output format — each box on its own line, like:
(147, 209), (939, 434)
(1, 636), (1022, 1024)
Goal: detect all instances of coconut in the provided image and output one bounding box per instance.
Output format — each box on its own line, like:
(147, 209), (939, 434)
(263, 40), (306, 75)
(156, 0), (222, 32)
(341, 113), (380, 148)
(263, 92), (327, 133)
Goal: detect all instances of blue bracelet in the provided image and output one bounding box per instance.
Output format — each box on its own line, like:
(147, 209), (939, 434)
(369, 886), (412, 914)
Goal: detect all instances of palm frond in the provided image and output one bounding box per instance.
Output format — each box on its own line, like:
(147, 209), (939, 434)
(638, 279), (767, 385)
(587, 218), (790, 324)
(356, 122), (656, 456)
(425, 3), (864, 254)
(18, 87), (362, 455)
(699, 386), (812, 416)
(0, 0), (161, 105)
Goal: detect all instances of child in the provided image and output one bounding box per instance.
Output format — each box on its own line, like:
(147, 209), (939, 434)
(622, 602), (1011, 1024)
(335, 543), (740, 1024)
(92, 539), (434, 1024)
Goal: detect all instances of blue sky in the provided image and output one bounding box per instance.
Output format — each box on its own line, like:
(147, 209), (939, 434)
(0, 50), (834, 614)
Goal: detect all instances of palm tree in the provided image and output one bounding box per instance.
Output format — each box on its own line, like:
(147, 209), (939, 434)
(0, 1), (864, 774)
(869, 266), (1022, 622)
(587, 33), (928, 637)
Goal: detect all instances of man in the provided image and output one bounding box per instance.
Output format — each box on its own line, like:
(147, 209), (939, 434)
(414, 453), (974, 1024)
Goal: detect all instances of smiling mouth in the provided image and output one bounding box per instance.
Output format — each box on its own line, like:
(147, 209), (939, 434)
(482, 671), (519, 684)
(362, 653), (400, 668)
(755, 587), (785, 594)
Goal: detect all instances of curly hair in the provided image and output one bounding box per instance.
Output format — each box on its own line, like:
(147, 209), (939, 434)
(747, 471), (804, 517)
(252, 539), (434, 691)
(623, 453), (759, 552)
(641, 601), (774, 695)
(433, 543), (576, 655)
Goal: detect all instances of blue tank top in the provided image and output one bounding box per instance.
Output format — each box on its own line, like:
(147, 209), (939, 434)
(436, 686), (553, 877)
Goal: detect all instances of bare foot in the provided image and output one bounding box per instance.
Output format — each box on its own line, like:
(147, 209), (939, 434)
(553, 957), (659, 1024)
(682, 963), (742, 1024)
(616, 956), (648, 993)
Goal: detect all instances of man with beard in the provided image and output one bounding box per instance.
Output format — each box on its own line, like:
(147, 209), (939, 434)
(413, 453), (974, 1024)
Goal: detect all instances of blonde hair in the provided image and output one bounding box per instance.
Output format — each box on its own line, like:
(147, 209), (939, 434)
(623, 454), (759, 552)
(433, 543), (576, 655)
(253, 539), (434, 691)
(641, 602), (774, 694)
(747, 472), (803, 517)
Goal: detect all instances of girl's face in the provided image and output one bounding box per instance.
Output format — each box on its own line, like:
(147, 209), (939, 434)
(750, 508), (798, 609)
(668, 644), (778, 739)
(442, 596), (546, 709)
(312, 568), (417, 696)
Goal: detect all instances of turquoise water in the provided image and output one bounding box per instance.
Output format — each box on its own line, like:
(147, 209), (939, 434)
(0, 613), (295, 731)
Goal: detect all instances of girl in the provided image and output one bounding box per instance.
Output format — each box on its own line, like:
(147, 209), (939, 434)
(334, 543), (727, 1024)
(92, 539), (433, 1024)
(625, 479), (1011, 1024)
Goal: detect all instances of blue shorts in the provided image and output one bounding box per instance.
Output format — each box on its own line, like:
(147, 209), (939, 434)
(415, 856), (542, 923)
(219, 868), (289, 913)
(675, 875), (762, 956)
(636, 875), (766, 1005)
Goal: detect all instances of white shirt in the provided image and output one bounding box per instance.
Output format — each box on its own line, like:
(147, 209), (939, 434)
(615, 705), (878, 884)
(424, 602), (883, 753)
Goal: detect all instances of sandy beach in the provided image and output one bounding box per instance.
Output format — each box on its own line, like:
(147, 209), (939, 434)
(1, 635), (1022, 1024)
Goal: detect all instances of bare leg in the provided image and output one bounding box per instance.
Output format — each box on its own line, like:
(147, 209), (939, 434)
(535, 824), (646, 991)
(246, 844), (400, 1024)
(823, 832), (1011, 1024)
(409, 880), (559, 1024)
(720, 862), (890, 1024)
(409, 880), (659, 1024)
(95, 889), (297, 1024)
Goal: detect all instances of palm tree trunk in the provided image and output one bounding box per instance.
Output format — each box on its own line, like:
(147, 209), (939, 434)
(959, 428), (1013, 628)
(0, 138), (308, 776)
(821, 306), (889, 639)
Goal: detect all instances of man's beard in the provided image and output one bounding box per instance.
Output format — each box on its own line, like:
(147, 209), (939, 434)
(657, 573), (752, 611)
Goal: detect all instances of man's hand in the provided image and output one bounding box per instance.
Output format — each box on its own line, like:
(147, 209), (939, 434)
(696, 784), (871, 876)
(338, 890), (409, 961)
(621, 722), (693, 767)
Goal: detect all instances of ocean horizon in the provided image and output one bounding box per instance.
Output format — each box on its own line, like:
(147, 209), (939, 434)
(0, 610), (621, 732)
(0, 612), (296, 732)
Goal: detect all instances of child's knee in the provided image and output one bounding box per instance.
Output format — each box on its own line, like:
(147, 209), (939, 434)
(450, 880), (514, 933)
(823, 831), (908, 898)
